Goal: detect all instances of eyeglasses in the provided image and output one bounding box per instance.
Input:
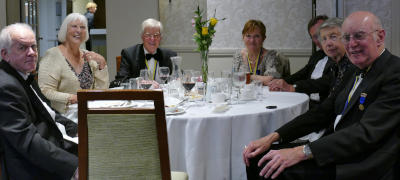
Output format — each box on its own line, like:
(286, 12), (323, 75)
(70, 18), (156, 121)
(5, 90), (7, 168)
(244, 34), (262, 40)
(143, 33), (161, 39)
(341, 30), (379, 44)
(320, 33), (340, 43)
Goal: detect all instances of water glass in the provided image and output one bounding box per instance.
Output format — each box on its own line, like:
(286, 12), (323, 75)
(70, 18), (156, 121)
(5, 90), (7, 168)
(139, 69), (152, 89)
(121, 82), (130, 89)
(158, 66), (170, 84)
(232, 71), (246, 103)
(220, 71), (232, 102)
(129, 78), (138, 89)
(253, 80), (263, 100)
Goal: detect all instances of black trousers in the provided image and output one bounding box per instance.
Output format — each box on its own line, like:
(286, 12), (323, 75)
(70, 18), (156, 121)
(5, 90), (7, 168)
(246, 143), (335, 180)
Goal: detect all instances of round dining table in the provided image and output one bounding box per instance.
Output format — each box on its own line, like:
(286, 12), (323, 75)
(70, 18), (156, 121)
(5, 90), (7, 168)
(166, 91), (309, 180)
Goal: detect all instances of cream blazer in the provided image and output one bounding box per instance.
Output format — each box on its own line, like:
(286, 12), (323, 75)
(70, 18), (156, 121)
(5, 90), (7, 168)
(38, 47), (109, 113)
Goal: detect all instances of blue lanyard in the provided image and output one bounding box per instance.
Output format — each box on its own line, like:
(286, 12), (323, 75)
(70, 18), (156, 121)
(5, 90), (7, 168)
(341, 75), (360, 115)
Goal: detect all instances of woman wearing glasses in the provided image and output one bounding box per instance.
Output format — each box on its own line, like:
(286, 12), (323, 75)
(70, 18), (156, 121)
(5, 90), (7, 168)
(233, 19), (290, 85)
(38, 13), (109, 113)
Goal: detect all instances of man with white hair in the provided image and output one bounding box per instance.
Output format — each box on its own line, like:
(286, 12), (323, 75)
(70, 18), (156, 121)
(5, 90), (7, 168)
(0, 23), (78, 179)
(243, 11), (400, 180)
(113, 18), (177, 86)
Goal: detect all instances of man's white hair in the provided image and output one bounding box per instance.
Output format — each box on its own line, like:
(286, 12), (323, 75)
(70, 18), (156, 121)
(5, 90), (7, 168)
(140, 18), (163, 36)
(0, 23), (34, 52)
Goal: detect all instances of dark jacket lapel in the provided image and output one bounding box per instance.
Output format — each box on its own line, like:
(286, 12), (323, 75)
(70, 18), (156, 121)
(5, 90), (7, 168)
(137, 44), (146, 71)
(0, 61), (59, 129)
(340, 50), (390, 118)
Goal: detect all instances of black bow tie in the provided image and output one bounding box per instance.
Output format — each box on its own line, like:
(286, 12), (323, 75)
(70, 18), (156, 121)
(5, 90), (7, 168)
(145, 53), (160, 60)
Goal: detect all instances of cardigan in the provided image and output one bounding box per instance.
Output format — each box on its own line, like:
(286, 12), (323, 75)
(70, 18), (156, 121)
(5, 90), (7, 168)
(38, 47), (109, 113)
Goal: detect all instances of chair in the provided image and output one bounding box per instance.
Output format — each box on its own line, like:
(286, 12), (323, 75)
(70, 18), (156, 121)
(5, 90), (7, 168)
(116, 56), (121, 72)
(77, 89), (188, 180)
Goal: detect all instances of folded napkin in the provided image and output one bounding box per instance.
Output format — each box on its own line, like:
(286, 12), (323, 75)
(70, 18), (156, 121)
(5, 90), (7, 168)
(164, 96), (183, 107)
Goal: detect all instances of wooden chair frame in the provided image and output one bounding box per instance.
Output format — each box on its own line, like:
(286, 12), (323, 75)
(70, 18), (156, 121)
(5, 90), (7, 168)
(77, 89), (170, 180)
(116, 56), (121, 72)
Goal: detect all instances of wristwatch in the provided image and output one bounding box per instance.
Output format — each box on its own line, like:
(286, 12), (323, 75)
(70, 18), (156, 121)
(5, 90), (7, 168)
(303, 144), (313, 159)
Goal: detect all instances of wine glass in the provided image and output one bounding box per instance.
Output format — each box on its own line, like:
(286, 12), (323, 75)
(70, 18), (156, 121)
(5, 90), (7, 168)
(182, 70), (195, 96)
(139, 69), (152, 89)
(232, 71), (246, 103)
(158, 66), (170, 84)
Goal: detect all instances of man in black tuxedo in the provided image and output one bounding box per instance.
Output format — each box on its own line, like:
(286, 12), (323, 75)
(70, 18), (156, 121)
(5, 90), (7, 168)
(113, 18), (177, 86)
(244, 11), (400, 180)
(268, 15), (335, 109)
(0, 23), (78, 179)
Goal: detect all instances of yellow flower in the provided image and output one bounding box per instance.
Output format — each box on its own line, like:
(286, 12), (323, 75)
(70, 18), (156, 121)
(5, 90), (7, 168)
(202, 27), (208, 35)
(210, 17), (218, 26)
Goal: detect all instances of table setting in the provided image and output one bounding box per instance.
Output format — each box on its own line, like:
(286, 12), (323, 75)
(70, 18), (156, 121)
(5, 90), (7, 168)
(61, 64), (309, 180)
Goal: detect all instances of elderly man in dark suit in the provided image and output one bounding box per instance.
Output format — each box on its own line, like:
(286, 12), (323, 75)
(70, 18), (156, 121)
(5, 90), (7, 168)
(0, 23), (78, 180)
(113, 18), (177, 86)
(243, 11), (400, 180)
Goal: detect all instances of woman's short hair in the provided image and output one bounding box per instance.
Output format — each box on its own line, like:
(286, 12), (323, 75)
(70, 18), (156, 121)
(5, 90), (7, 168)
(141, 18), (163, 36)
(242, 19), (266, 40)
(57, 13), (89, 43)
(0, 23), (33, 51)
(86, 2), (97, 9)
(317, 17), (344, 40)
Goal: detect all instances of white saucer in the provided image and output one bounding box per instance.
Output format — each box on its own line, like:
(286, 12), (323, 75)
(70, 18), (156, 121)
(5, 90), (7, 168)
(166, 107), (185, 115)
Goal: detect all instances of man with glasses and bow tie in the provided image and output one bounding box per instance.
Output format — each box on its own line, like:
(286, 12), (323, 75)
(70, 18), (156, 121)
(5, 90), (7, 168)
(244, 11), (400, 180)
(0, 23), (78, 179)
(113, 18), (177, 86)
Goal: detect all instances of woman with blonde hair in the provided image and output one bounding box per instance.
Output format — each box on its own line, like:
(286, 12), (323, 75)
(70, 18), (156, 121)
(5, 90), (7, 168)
(38, 13), (109, 113)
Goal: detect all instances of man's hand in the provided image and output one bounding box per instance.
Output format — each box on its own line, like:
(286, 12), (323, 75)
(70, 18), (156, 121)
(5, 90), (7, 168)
(243, 132), (280, 166)
(267, 79), (295, 92)
(258, 146), (307, 179)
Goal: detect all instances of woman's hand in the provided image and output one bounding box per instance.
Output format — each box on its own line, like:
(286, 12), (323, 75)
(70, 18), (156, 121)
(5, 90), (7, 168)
(243, 132), (280, 166)
(251, 75), (274, 85)
(83, 51), (106, 70)
(68, 94), (78, 104)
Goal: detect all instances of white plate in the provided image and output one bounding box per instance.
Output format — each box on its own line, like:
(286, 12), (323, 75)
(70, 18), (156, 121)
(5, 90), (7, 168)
(166, 107), (185, 115)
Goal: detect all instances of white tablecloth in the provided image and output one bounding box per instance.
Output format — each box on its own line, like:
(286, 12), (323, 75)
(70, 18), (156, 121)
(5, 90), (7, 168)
(166, 92), (309, 180)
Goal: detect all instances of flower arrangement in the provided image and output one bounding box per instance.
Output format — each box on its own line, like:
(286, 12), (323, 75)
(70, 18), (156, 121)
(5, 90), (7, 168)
(192, 5), (225, 83)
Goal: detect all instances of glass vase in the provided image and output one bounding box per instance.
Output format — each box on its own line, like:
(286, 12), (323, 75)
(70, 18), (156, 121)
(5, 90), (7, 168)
(200, 50), (209, 83)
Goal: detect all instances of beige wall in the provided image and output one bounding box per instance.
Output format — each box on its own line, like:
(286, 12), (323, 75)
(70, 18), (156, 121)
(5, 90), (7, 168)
(73, 0), (90, 14)
(5, 0), (20, 25)
(105, 0), (400, 81)
(106, 0), (159, 81)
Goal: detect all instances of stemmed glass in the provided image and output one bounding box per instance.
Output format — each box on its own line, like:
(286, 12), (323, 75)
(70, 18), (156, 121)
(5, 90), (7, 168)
(232, 71), (246, 103)
(182, 70), (195, 96)
(139, 69), (152, 89)
(158, 67), (170, 84)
